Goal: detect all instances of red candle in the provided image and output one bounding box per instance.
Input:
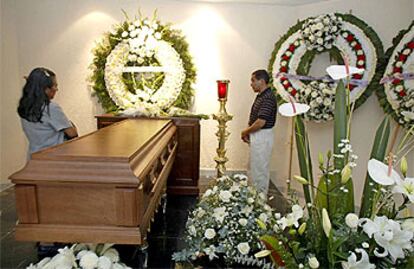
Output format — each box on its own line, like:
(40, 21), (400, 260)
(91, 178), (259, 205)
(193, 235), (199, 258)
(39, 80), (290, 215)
(217, 80), (229, 99)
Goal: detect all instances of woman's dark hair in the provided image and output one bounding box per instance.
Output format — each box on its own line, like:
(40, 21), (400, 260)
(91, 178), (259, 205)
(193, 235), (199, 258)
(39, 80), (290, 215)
(17, 67), (56, 122)
(252, 69), (270, 84)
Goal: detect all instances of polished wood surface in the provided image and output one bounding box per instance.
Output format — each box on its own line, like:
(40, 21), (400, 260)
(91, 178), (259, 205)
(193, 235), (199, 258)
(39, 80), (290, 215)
(96, 114), (200, 195)
(10, 119), (177, 245)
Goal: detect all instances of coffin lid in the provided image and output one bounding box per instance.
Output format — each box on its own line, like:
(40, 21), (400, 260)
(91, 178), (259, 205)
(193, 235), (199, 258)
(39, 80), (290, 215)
(10, 119), (175, 186)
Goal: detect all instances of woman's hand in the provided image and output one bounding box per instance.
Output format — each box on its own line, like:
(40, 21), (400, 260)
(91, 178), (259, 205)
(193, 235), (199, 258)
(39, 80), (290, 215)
(64, 121), (78, 139)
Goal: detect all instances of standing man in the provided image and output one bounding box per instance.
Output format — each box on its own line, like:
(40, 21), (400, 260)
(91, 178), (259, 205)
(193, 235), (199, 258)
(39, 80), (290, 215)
(241, 69), (277, 195)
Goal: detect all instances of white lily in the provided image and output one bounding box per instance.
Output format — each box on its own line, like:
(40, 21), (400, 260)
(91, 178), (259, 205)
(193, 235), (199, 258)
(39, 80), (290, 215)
(212, 206), (228, 223)
(326, 65), (364, 80)
(341, 249), (375, 269)
(277, 205), (303, 230)
(392, 177), (414, 202)
(367, 158), (402, 186)
(360, 216), (413, 262)
(204, 245), (218, 260)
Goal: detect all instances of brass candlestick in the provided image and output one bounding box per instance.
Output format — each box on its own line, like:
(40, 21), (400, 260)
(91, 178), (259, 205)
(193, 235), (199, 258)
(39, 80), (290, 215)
(213, 80), (233, 178)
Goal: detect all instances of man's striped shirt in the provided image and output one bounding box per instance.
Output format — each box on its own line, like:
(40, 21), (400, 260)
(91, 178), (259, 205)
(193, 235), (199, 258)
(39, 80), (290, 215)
(248, 88), (277, 129)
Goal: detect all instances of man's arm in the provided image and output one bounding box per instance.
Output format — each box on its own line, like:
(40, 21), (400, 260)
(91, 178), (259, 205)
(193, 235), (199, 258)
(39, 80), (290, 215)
(241, 118), (266, 143)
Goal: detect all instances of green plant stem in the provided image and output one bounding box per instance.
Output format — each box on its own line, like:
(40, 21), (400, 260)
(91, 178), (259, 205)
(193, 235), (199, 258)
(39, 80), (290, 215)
(324, 174), (330, 216)
(397, 125), (414, 152)
(371, 192), (393, 218)
(308, 184), (330, 196)
(345, 77), (353, 141)
(395, 197), (410, 215)
(396, 139), (414, 158)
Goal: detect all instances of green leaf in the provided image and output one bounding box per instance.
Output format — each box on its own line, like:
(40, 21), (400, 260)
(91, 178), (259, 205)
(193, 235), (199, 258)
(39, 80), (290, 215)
(260, 235), (297, 269)
(359, 116), (391, 217)
(315, 175), (328, 209)
(294, 116), (313, 205)
(332, 80), (354, 215)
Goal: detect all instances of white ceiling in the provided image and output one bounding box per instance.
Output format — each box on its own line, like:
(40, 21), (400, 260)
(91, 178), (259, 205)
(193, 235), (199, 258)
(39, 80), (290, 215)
(175, 0), (330, 6)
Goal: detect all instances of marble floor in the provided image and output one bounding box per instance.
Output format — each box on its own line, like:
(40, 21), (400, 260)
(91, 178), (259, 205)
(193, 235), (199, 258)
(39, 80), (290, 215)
(0, 180), (286, 269)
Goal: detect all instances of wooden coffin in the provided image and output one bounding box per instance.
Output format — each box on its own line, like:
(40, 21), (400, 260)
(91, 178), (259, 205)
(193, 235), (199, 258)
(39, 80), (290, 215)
(96, 114), (200, 195)
(9, 119), (177, 245)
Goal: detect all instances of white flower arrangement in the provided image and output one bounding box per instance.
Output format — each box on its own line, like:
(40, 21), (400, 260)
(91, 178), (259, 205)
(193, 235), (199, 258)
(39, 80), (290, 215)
(301, 13), (343, 52)
(381, 22), (414, 129)
(172, 174), (275, 268)
(296, 80), (336, 122)
(90, 12), (197, 117)
(103, 17), (186, 116)
(26, 244), (131, 269)
(270, 13), (382, 122)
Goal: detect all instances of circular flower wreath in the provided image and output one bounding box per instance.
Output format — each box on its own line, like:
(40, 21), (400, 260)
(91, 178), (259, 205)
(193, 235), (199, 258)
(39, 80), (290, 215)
(90, 12), (196, 116)
(269, 13), (384, 122)
(378, 21), (414, 129)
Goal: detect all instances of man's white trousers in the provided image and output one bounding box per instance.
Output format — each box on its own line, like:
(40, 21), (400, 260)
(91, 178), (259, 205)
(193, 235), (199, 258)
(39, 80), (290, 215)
(249, 128), (274, 195)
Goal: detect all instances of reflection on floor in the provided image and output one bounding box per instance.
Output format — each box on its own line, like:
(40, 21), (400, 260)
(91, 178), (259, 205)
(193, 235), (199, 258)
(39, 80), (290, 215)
(0, 180), (286, 269)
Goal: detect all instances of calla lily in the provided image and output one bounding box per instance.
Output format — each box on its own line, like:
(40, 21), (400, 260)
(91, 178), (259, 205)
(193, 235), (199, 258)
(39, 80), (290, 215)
(367, 158), (402, 186)
(326, 65), (364, 80)
(278, 102), (310, 117)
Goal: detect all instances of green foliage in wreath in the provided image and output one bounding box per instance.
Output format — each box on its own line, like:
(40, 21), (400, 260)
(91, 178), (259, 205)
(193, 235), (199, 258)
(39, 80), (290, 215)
(89, 12), (196, 113)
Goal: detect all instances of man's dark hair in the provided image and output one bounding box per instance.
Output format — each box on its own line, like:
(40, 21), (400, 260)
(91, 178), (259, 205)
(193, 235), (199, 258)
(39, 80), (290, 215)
(252, 69), (270, 84)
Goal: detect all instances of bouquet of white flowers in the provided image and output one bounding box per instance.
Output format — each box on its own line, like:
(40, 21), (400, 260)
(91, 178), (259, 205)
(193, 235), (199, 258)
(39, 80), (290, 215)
(173, 174), (277, 268)
(301, 13), (343, 51)
(26, 244), (131, 269)
(297, 80), (336, 122)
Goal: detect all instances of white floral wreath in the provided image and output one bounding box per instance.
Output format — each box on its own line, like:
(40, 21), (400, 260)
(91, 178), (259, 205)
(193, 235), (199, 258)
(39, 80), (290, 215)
(381, 22), (414, 128)
(270, 13), (380, 122)
(101, 18), (186, 116)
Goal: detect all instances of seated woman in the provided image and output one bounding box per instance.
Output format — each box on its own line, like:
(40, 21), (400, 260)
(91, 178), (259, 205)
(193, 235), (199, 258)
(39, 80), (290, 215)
(17, 67), (78, 159)
(17, 67), (79, 256)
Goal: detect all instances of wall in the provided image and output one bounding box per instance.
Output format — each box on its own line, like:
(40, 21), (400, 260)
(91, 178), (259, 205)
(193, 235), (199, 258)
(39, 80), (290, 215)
(1, 0), (413, 207)
(1, 0), (26, 185)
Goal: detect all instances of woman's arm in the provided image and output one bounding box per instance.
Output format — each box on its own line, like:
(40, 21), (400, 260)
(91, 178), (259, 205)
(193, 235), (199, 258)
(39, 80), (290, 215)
(64, 122), (78, 139)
